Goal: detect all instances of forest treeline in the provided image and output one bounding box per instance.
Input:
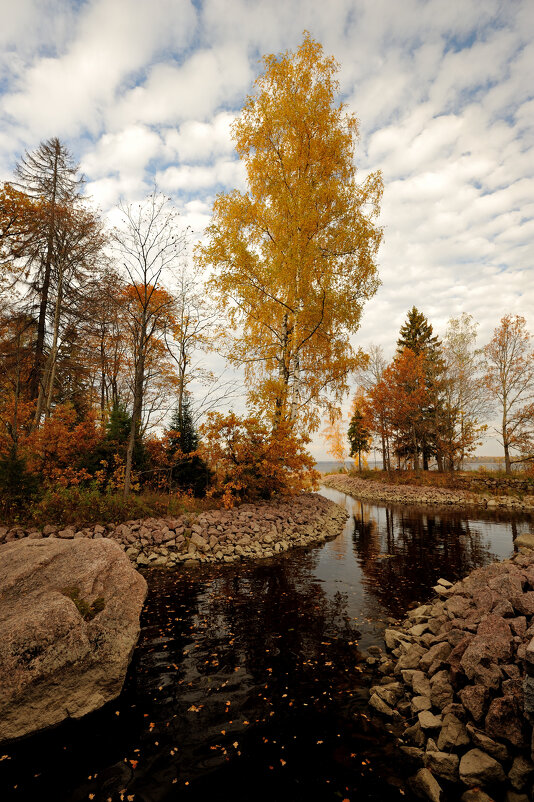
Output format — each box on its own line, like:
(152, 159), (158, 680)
(342, 308), (534, 474)
(0, 36), (384, 521)
(0, 35), (532, 525)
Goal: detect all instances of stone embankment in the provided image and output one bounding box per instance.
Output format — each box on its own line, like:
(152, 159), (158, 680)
(366, 549), (534, 801)
(323, 474), (534, 511)
(0, 493), (348, 569)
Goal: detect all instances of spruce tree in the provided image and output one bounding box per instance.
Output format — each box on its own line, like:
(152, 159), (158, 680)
(396, 307), (445, 470)
(348, 408), (371, 471)
(168, 394), (198, 455)
(166, 395), (211, 495)
(397, 306), (441, 357)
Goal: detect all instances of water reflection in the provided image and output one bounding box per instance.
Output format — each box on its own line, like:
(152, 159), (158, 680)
(0, 489), (529, 802)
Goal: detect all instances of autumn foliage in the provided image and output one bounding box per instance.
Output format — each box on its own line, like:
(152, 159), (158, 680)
(200, 412), (318, 508)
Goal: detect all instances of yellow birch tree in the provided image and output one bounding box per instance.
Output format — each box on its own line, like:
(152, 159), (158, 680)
(196, 33), (382, 431)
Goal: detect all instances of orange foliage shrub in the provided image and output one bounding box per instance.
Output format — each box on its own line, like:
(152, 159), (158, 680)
(200, 412), (318, 507)
(24, 403), (103, 486)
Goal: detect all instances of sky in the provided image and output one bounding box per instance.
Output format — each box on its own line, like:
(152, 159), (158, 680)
(1, 0), (533, 458)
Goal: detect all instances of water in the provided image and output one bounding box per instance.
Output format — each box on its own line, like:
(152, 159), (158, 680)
(1, 490), (532, 801)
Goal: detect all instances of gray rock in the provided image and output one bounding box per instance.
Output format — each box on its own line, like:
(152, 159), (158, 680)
(419, 642), (452, 673)
(369, 693), (395, 716)
(425, 750), (460, 783)
(430, 670), (454, 710)
(437, 714), (470, 751)
(405, 721), (426, 747)
(508, 755), (534, 791)
(0, 538), (147, 744)
(412, 696), (432, 713)
(461, 791), (496, 802)
(397, 644), (425, 671)
(466, 723), (509, 762)
(459, 749), (506, 788)
(412, 670), (432, 697)
(418, 710), (442, 730)
(410, 768), (442, 802)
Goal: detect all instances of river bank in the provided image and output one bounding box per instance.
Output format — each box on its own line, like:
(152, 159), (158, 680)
(322, 474), (534, 512)
(363, 546), (534, 801)
(0, 492), (348, 569)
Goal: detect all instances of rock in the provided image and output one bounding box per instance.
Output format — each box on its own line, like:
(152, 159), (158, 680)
(425, 750), (460, 783)
(459, 749), (506, 787)
(397, 644), (425, 671)
(430, 670), (454, 709)
(459, 685), (489, 723)
(460, 615), (512, 680)
(461, 791), (496, 802)
(410, 767), (442, 802)
(370, 682), (403, 706)
(419, 642), (451, 673)
(412, 696), (432, 713)
(515, 533), (534, 550)
(485, 696), (525, 747)
(405, 721), (426, 747)
(418, 710), (442, 730)
(437, 713), (470, 751)
(437, 578), (453, 588)
(466, 724), (509, 762)
(0, 538), (147, 744)
(400, 746), (425, 767)
(511, 592), (534, 616)
(190, 532), (208, 551)
(412, 670), (432, 697)
(508, 756), (534, 791)
(505, 792), (529, 802)
(369, 693), (395, 716)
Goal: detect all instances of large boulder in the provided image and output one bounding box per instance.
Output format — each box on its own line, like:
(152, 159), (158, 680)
(0, 537), (147, 744)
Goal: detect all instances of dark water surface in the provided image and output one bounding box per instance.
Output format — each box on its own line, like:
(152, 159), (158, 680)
(1, 490), (532, 801)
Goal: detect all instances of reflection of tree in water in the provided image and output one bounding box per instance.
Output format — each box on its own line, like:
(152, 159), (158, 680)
(197, 553), (361, 690)
(352, 504), (496, 618)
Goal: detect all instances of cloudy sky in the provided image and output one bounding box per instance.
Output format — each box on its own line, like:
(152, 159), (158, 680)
(1, 0), (533, 457)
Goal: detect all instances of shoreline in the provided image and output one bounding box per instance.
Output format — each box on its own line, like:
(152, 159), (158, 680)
(0, 492), (349, 569)
(363, 548), (534, 801)
(322, 474), (534, 512)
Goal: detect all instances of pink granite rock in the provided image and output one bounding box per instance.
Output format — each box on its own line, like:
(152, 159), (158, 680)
(0, 537), (147, 744)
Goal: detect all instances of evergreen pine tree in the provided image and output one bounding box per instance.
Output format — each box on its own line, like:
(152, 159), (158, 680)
(166, 395), (211, 496)
(168, 394), (199, 455)
(396, 307), (445, 470)
(397, 306), (441, 358)
(348, 408), (372, 471)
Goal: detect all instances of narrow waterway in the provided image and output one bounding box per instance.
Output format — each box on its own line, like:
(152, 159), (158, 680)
(1, 489), (532, 802)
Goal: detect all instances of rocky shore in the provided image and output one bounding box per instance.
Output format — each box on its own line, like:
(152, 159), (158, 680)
(323, 474), (534, 512)
(0, 493), (348, 569)
(365, 549), (534, 801)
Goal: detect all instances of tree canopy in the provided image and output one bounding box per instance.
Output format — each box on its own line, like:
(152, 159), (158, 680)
(197, 33), (383, 431)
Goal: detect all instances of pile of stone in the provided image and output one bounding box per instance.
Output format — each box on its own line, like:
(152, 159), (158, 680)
(323, 474), (534, 511)
(366, 550), (534, 801)
(0, 493), (348, 569)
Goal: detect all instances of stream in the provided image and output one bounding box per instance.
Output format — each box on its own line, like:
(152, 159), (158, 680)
(1, 488), (532, 801)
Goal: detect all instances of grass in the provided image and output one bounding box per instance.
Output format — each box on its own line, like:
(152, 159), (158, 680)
(328, 468), (533, 496)
(0, 486), (220, 529)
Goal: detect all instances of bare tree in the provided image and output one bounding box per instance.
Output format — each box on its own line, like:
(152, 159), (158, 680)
(482, 315), (534, 473)
(113, 191), (187, 496)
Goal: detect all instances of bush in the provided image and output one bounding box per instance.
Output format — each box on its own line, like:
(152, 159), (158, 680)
(200, 412), (319, 507)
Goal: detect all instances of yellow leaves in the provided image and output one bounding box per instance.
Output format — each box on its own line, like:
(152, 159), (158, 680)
(196, 34), (382, 430)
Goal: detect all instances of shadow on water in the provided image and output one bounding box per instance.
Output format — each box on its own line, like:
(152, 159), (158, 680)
(1, 488), (531, 801)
